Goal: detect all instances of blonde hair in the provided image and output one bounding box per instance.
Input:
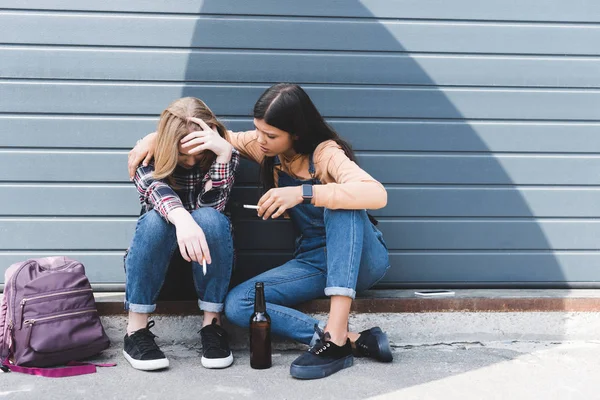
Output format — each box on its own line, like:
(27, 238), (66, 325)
(153, 97), (228, 183)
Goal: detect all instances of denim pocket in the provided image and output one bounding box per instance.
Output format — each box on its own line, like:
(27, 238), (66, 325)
(293, 234), (304, 258)
(371, 224), (388, 251)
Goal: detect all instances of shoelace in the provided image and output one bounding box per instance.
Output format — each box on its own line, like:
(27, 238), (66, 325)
(308, 324), (332, 355)
(132, 321), (161, 355)
(357, 341), (370, 356)
(201, 324), (227, 351)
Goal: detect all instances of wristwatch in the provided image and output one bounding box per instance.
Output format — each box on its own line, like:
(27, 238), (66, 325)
(302, 184), (313, 205)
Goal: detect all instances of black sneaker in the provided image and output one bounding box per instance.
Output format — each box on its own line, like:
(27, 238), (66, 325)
(353, 326), (393, 362)
(290, 325), (353, 380)
(123, 321), (169, 371)
(200, 318), (233, 369)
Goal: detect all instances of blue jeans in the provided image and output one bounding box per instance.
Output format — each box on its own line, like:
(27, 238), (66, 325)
(125, 208), (233, 314)
(224, 208), (390, 345)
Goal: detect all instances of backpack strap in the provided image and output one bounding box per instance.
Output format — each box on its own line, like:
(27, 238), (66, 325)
(2, 359), (116, 378)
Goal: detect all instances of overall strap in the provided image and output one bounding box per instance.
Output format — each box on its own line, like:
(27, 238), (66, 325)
(308, 153), (317, 181)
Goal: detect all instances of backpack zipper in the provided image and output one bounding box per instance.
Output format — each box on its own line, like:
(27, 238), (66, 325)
(19, 288), (93, 330)
(9, 260), (82, 329)
(24, 309), (97, 348)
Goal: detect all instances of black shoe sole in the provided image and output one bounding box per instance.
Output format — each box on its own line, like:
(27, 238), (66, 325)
(290, 355), (354, 380)
(370, 327), (394, 363)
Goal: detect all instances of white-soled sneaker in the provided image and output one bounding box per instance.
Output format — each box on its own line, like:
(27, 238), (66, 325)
(123, 321), (169, 371)
(200, 318), (234, 369)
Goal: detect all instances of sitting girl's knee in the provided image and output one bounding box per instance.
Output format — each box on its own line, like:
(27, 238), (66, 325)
(224, 290), (252, 327)
(137, 210), (169, 231)
(323, 208), (367, 222)
(191, 207), (226, 226)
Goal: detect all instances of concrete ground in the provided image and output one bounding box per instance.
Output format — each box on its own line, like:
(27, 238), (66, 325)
(4, 292), (600, 399)
(2, 340), (600, 400)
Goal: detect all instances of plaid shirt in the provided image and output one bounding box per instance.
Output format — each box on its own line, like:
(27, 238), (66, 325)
(133, 149), (240, 221)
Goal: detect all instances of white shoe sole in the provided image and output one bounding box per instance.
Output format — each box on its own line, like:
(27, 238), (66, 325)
(201, 353), (234, 369)
(123, 350), (170, 371)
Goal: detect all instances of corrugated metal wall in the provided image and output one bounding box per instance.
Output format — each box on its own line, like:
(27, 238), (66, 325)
(2, 1), (600, 289)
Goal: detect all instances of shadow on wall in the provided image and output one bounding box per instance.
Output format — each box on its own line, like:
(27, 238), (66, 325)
(177, 3), (566, 394)
(179, 0), (566, 290)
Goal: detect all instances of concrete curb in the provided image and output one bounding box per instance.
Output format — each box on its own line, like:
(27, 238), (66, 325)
(101, 311), (600, 349)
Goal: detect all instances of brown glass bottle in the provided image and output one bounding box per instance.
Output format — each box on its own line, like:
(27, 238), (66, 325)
(250, 282), (271, 369)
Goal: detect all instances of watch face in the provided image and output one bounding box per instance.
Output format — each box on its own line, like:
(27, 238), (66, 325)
(302, 184), (313, 198)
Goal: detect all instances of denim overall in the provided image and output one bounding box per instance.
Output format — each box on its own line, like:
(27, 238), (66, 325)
(225, 154), (390, 345)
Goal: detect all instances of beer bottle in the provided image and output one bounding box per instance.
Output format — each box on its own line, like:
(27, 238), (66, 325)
(250, 282), (271, 369)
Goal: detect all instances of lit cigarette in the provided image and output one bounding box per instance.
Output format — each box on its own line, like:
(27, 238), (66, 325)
(202, 258), (207, 275)
(243, 204), (259, 210)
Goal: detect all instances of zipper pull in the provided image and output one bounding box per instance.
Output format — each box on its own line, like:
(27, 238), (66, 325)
(24, 320), (35, 349)
(19, 299), (26, 330)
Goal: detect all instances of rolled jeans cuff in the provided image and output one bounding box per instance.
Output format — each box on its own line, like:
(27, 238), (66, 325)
(126, 301), (156, 314)
(199, 300), (224, 313)
(324, 286), (356, 299)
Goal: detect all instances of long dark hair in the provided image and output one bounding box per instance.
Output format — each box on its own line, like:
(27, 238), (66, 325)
(254, 83), (378, 225)
(254, 83), (356, 190)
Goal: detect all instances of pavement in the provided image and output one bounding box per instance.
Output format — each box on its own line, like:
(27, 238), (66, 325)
(3, 290), (600, 399)
(3, 340), (600, 400)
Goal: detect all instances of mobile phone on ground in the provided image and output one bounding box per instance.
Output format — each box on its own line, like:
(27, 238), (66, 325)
(414, 290), (455, 297)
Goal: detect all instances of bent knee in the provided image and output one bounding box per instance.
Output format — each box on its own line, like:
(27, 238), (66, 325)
(191, 207), (229, 232)
(135, 210), (171, 236)
(224, 287), (253, 328)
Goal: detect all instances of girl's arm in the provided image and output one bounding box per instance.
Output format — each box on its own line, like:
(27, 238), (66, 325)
(135, 163), (213, 263)
(312, 141), (387, 210)
(128, 129), (262, 179)
(133, 164), (185, 221)
(226, 130), (264, 163)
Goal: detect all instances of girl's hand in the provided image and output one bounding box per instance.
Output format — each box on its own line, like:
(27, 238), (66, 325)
(170, 209), (212, 264)
(128, 132), (157, 179)
(181, 117), (233, 163)
(257, 186), (304, 220)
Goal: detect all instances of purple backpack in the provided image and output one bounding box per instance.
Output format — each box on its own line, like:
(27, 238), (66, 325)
(0, 257), (112, 376)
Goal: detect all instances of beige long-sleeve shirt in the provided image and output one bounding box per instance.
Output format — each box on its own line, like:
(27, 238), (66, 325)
(228, 130), (387, 210)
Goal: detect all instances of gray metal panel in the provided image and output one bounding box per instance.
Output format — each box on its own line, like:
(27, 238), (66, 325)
(0, 184), (139, 216)
(3, 0), (600, 22)
(3, 83), (600, 120)
(4, 117), (600, 154)
(2, 218), (600, 251)
(4, 151), (600, 185)
(2, 12), (600, 55)
(7, 186), (600, 218)
(381, 252), (600, 285)
(0, 218), (136, 250)
(5, 48), (600, 88)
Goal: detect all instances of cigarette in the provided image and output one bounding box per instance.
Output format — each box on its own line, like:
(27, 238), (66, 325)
(243, 204), (259, 210)
(202, 258), (207, 275)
